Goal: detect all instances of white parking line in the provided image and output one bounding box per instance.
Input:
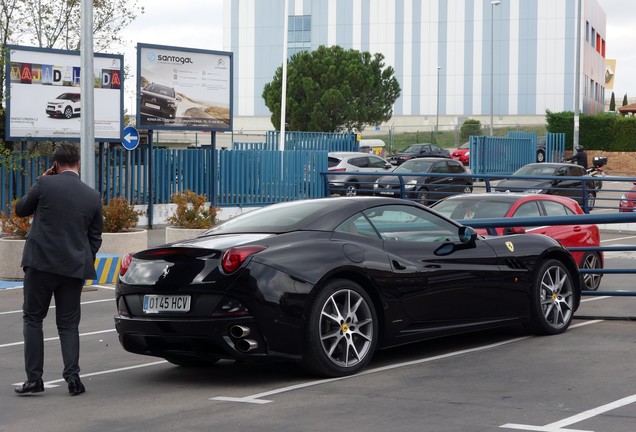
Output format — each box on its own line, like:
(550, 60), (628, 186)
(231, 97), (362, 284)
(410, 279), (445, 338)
(0, 329), (116, 348)
(500, 394), (636, 432)
(0, 297), (113, 316)
(210, 320), (602, 404)
(12, 360), (168, 388)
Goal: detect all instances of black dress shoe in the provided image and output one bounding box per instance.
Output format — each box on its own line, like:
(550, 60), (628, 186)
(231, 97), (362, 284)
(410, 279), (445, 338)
(15, 379), (44, 395)
(68, 380), (85, 396)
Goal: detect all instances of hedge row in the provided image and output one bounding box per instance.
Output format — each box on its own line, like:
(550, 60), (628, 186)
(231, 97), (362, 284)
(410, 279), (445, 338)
(546, 110), (636, 152)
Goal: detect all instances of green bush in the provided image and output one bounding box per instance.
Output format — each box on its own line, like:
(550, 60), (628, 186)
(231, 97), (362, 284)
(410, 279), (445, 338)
(546, 109), (636, 152)
(166, 190), (218, 229)
(102, 197), (143, 233)
(460, 119), (482, 141)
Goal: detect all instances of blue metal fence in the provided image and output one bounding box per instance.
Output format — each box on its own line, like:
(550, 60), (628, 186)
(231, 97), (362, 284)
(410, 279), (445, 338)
(469, 133), (566, 176)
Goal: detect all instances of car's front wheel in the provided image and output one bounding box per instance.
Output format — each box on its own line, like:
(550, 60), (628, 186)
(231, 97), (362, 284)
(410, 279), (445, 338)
(302, 279), (377, 377)
(64, 106), (73, 119)
(581, 252), (602, 291)
(527, 259), (575, 335)
(415, 187), (430, 205)
(584, 191), (596, 209)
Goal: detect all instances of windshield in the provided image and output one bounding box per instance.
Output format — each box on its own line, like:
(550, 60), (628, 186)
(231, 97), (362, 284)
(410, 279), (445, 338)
(395, 159), (434, 173)
(513, 165), (557, 176)
(203, 200), (331, 234)
(433, 199), (513, 220)
(403, 144), (425, 153)
(57, 93), (78, 100)
(145, 84), (175, 98)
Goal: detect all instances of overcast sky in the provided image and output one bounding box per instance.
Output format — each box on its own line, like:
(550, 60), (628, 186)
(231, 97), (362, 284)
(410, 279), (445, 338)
(116, 0), (634, 112)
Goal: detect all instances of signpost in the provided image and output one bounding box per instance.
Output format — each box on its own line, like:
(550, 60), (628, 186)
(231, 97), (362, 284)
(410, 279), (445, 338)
(122, 126), (140, 150)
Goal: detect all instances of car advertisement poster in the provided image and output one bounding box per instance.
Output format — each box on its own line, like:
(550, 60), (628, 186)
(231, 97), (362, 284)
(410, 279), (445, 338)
(137, 43), (232, 131)
(5, 45), (123, 141)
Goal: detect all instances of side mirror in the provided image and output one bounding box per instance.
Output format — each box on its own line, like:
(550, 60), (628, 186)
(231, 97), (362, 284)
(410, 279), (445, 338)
(459, 226), (477, 243)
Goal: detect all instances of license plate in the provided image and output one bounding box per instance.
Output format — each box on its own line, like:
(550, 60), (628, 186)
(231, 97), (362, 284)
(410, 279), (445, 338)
(143, 295), (191, 313)
(379, 191), (394, 195)
(145, 103), (161, 110)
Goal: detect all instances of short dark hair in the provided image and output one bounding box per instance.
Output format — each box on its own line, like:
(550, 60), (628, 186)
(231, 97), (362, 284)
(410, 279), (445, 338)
(51, 143), (80, 166)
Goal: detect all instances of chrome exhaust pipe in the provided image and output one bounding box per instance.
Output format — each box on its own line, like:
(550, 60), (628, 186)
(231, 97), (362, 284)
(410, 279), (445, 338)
(230, 325), (251, 339)
(236, 339), (258, 353)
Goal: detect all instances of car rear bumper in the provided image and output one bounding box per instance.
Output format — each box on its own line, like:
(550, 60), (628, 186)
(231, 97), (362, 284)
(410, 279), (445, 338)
(114, 314), (296, 361)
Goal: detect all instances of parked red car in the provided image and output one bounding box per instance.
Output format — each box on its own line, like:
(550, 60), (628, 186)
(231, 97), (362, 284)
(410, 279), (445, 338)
(451, 142), (470, 165)
(431, 193), (603, 290)
(619, 183), (636, 212)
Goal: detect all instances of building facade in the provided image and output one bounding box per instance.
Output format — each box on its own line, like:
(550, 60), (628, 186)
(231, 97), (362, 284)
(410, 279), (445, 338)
(224, 0), (606, 130)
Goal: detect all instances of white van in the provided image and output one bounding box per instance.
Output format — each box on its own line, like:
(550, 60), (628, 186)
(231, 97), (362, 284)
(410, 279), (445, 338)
(359, 139), (386, 158)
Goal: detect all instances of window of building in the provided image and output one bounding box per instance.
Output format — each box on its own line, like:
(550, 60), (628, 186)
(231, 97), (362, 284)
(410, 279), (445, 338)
(591, 28), (596, 48)
(585, 21), (590, 42)
(602, 39), (606, 57)
(288, 15), (311, 57)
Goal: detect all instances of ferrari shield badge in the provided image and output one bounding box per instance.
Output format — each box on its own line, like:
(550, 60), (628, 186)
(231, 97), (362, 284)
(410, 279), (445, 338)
(505, 241), (514, 252)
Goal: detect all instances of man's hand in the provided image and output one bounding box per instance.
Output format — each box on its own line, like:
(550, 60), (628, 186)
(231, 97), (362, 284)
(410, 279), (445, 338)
(43, 165), (57, 176)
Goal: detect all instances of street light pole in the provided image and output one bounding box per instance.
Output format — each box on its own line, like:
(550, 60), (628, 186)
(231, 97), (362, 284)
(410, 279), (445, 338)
(436, 66), (441, 133)
(490, 0), (501, 136)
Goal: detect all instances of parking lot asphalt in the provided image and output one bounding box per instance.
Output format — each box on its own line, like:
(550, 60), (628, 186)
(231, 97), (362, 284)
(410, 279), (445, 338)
(1, 223), (634, 432)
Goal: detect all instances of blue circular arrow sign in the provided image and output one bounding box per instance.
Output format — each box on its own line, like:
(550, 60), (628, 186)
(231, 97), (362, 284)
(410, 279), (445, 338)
(122, 126), (140, 150)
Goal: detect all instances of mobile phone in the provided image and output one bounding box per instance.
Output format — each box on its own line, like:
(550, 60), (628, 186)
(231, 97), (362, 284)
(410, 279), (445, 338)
(50, 164), (57, 175)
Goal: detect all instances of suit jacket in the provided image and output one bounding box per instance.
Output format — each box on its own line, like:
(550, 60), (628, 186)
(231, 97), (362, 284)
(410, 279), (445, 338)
(16, 171), (103, 280)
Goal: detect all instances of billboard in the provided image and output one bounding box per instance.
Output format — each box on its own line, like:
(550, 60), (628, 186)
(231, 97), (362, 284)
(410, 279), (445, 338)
(5, 45), (124, 141)
(136, 43), (232, 131)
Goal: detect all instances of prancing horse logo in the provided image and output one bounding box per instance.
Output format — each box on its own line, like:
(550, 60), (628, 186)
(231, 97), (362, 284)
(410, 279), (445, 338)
(505, 241), (514, 252)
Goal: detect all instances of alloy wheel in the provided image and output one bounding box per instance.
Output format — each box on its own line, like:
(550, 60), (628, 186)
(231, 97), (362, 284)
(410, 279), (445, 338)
(582, 253), (602, 291)
(538, 263), (574, 330)
(318, 288), (374, 369)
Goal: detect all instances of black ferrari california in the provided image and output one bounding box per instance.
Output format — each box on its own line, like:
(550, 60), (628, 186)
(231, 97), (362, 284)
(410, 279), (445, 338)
(115, 197), (581, 377)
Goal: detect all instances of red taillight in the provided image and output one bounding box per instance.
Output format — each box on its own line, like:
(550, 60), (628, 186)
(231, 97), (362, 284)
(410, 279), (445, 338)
(120, 253), (133, 276)
(328, 167), (347, 172)
(221, 245), (267, 273)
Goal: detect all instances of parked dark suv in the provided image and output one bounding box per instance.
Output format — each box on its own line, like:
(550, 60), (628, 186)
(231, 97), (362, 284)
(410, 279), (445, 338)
(140, 82), (178, 119)
(387, 143), (450, 165)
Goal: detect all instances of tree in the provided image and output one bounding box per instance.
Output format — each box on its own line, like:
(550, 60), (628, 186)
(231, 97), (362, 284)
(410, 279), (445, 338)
(262, 45), (401, 132)
(609, 92), (616, 111)
(623, 94), (628, 107)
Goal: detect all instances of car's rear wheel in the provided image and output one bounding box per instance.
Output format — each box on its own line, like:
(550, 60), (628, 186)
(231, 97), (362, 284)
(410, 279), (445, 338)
(64, 106), (73, 119)
(302, 279), (377, 377)
(527, 259), (575, 335)
(462, 185), (473, 194)
(581, 252), (602, 291)
(344, 182), (358, 197)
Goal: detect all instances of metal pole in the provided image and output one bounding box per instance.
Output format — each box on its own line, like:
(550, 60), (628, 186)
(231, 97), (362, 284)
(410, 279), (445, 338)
(573, 0), (582, 149)
(436, 66), (441, 133)
(279, 0), (289, 151)
(490, 0), (500, 136)
(80, 0), (95, 187)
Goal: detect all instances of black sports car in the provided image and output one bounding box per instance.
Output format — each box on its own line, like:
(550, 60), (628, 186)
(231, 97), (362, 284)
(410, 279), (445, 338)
(115, 197), (581, 377)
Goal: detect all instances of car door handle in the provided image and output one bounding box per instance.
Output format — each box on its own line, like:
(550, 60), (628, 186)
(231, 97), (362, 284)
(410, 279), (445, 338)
(573, 226), (581, 232)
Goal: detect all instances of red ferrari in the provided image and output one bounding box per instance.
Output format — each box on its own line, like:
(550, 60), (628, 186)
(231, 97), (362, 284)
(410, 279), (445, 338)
(431, 193), (603, 291)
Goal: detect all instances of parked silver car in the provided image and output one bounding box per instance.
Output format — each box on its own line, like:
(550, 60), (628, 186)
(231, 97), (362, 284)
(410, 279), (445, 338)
(328, 152), (394, 196)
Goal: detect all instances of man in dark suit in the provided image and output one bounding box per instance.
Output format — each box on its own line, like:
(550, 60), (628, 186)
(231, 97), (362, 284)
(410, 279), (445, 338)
(14, 143), (103, 396)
